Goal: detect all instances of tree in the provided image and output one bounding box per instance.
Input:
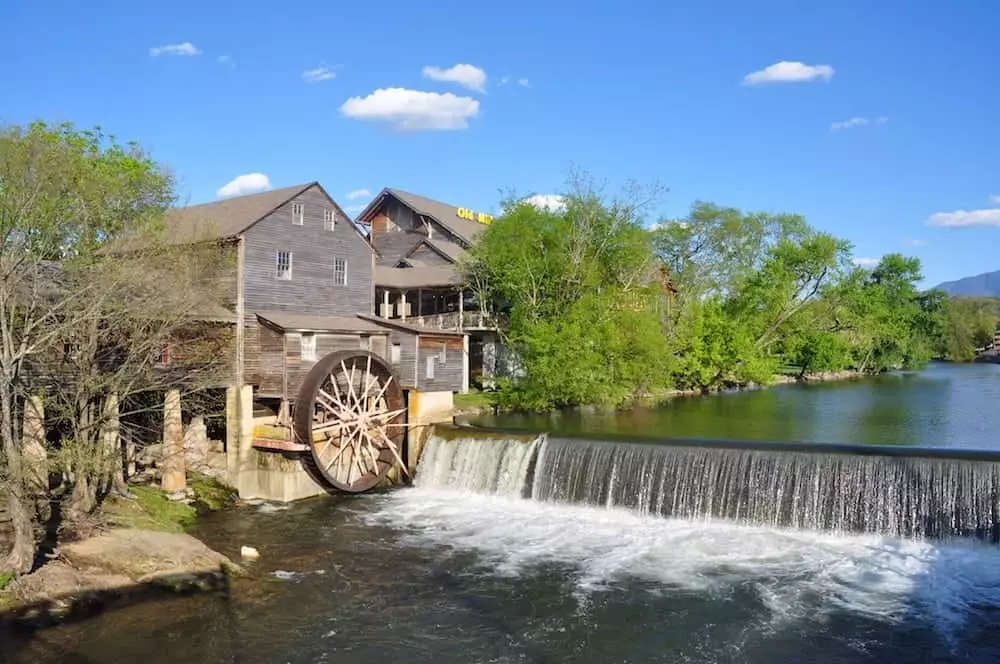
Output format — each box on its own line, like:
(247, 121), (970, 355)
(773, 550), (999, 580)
(0, 122), (230, 575)
(463, 174), (670, 409)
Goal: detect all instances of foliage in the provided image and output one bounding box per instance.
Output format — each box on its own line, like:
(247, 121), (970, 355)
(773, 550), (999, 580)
(0, 122), (232, 577)
(102, 485), (197, 533)
(469, 182), (989, 410)
(464, 175), (670, 410)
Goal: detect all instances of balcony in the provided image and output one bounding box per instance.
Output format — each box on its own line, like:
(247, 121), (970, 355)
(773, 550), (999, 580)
(383, 310), (504, 331)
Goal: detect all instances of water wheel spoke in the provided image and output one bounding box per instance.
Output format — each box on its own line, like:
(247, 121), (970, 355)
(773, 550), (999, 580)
(342, 360), (360, 412)
(367, 407), (407, 424)
(372, 426), (411, 479)
(313, 419), (351, 436)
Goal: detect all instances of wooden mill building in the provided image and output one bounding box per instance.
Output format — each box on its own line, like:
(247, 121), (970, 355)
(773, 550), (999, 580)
(164, 182), (468, 414)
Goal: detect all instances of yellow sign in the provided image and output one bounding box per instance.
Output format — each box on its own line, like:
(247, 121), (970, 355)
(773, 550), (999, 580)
(457, 207), (493, 225)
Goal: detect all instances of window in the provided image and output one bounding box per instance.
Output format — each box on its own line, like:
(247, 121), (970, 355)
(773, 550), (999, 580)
(334, 257), (347, 286)
(323, 209), (335, 231)
(276, 251), (293, 280)
(425, 355), (436, 379)
(292, 202), (304, 225)
(300, 333), (316, 361)
(359, 336), (370, 351)
(439, 342), (447, 363)
(390, 343), (401, 364)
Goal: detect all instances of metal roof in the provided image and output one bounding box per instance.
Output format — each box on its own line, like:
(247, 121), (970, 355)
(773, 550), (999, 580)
(373, 265), (464, 289)
(255, 312), (388, 334)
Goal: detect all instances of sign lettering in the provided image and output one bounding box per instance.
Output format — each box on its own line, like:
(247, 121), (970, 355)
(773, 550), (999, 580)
(456, 207), (493, 225)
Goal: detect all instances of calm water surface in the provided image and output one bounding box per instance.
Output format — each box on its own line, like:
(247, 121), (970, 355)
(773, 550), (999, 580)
(477, 362), (1000, 450)
(2, 362), (999, 663)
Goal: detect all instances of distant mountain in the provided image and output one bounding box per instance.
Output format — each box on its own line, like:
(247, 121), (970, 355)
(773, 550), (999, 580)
(934, 270), (1000, 297)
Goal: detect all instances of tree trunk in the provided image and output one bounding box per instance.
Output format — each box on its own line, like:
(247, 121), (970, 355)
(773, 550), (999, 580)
(0, 382), (35, 575)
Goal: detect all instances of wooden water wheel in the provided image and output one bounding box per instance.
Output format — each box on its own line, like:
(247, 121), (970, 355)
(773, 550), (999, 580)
(293, 350), (408, 493)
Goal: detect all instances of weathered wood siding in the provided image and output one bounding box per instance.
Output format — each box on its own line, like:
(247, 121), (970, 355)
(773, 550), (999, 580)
(257, 324), (285, 396)
(242, 184), (374, 317)
(387, 328), (419, 389)
(418, 335), (465, 392)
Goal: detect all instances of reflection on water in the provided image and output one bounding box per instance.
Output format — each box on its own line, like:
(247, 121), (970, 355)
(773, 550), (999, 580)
(477, 363), (1000, 450)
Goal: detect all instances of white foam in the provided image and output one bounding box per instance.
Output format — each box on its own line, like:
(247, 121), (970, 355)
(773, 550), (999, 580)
(358, 488), (1000, 636)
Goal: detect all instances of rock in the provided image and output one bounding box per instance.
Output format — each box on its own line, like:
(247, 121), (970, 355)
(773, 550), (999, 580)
(166, 491), (187, 502)
(240, 546), (260, 560)
(61, 529), (239, 580)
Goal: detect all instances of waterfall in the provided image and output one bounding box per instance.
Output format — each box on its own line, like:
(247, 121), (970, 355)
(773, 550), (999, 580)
(531, 438), (1000, 541)
(414, 428), (1000, 542)
(414, 431), (543, 497)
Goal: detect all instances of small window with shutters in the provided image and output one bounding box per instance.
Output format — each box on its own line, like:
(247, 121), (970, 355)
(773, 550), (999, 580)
(323, 209), (335, 231)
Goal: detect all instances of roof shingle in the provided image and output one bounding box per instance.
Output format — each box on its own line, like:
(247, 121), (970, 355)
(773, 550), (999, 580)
(164, 183), (313, 243)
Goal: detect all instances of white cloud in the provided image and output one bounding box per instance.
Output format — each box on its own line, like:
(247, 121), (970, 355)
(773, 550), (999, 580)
(853, 257), (881, 268)
(831, 116), (888, 130)
(422, 64), (487, 93)
(217, 173), (271, 198)
(499, 76), (511, 86)
(340, 88), (480, 131)
(346, 189), (371, 200)
(150, 42), (201, 57)
(990, 194), (1000, 205)
(302, 66), (336, 83)
(741, 61), (834, 85)
(217, 55), (232, 64)
(344, 204), (367, 215)
(906, 238), (929, 247)
(518, 78), (531, 87)
(524, 194), (565, 211)
(927, 208), (1000, 228)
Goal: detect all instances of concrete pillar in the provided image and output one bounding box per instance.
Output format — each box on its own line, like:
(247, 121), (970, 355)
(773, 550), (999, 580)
(161, 389), (185, 492)
(461, 334), (470, 394)
(405, 390), (454, 477)
(22, 395), (48, 498)
(100, 392), (122, 487)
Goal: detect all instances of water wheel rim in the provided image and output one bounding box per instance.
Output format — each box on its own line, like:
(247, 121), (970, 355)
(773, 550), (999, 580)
(294, 350), (406, 493)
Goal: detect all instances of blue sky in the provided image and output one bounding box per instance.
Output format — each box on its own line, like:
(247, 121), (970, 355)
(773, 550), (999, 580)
(2, 0), (998, 286)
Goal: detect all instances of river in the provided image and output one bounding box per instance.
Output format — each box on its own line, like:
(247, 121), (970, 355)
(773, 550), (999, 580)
(3, 362), (1000, 663)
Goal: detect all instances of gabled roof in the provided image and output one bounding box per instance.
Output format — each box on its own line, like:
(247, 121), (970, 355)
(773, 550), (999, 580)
(405, 238), (469, 265)
(356, 187), (490, 245)
(163, 182), (375, 253)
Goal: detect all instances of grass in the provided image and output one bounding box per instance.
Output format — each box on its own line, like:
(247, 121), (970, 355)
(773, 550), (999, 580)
(454, 390), (497, 410)
(103, 485), (197, 533)
(0, 572), (12, 592)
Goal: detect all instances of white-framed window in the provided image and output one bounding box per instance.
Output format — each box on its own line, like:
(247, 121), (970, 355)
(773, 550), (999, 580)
(390, 343), (401, 364)
(425, 355), (436, 379)
(300, 333), (316, 361)
(323, 209), (335, 231)
(439, 341), (447, 363)
(276, 251), (292, 280)
(334, 257), (347, 286)
(292, 202), (304, 225)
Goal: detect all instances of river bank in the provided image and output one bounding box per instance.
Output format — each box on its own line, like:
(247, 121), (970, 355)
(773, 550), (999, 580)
(0, 476), (243, 627)
(455, 369), (866, 418)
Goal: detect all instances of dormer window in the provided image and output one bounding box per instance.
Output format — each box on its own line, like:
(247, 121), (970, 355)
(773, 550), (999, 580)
(323, 209), (335, 231)
(292, 202), (304, 225)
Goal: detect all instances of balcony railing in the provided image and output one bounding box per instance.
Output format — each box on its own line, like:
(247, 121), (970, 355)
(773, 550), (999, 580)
(383, 310), (505, 331)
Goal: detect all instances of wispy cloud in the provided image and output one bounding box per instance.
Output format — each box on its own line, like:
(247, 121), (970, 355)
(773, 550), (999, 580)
(990, 194), (1000, 205)
(217, 55), (233, 66)
(499, 75), (531, 88)
(853, 257), (881, 268)
(422, 64), (487, 93)
(524, 194), (565, 211)
(517, 78), (531, 87)
(340, 88), (480, 131)
(217, 173), (271, 198)
(927, 208), (1000, 228)
(344, 204), (367, 215)
(831, 116), (888, 131)
(905, 238), (929, 247)
(346, 189), (371, 201)
(741, 61), (834, 85)
(150, 42), (201, 57)
(302, 65), (337, 83)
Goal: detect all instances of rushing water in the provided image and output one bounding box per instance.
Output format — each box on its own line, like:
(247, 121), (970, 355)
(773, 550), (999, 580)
(3, 362), (1000, 663)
